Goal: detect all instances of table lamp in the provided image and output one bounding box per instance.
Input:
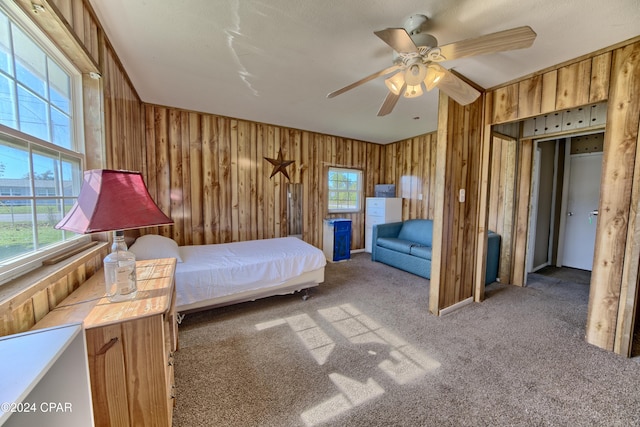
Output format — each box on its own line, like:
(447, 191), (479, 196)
(56, 169), (174, 302)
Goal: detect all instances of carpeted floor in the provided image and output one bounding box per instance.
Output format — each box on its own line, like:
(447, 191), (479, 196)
(172, 253), (640, 426)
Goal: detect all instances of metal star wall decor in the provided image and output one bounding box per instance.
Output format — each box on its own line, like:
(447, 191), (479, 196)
(264, 148), (294, 181)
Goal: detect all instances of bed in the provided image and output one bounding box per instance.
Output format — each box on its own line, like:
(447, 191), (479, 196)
(129, 235), (326, 313)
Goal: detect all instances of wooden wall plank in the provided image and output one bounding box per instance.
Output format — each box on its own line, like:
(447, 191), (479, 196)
(180, 112), (193, 245)
(32, 289), (49, 323)
(201, 116), (214, 244)
(518, 75), (542, 118)
(590, 52), (612, 103)
(492, 84), (519, 123)
(169, 110), (183, 243)
(47, 277), (70, 309)
(540, 70), (558, 113)
(500, 137), (517, 283)
(511, 139), (533, 286)
(155, 107), (172, 237)
(52, 0), (72, 23)
(556, 59), (592, 110)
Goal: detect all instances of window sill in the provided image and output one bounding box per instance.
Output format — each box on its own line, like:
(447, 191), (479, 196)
(0, 241), (109, 313)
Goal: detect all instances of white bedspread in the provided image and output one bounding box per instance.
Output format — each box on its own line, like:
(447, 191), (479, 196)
(175, 237), (326, 309)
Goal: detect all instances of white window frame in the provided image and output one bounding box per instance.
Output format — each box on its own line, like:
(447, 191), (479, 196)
(327, 167), (363, 213)
(0, 2), (88, 285)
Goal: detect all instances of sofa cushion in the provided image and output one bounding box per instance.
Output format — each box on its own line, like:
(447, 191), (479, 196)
(397, 219), (433, 247)
(376, 237), (414, 254)
(410, 245), (432, 260)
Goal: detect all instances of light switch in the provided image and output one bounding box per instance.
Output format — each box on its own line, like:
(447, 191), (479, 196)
(459, 189), (465, 203)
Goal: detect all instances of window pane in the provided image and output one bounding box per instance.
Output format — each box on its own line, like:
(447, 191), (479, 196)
(0, 73), (16, 128)
(17, 84), (48, 140)
(0, 202), (34, 262)
(0, 138), (30, 192)
(12, 23), (46, 98)
(61, 156), (81, 197)
(62, 201), (76, 239)
(51, 106), (71, 149)
(36, 199), (63, 248)
(48, 59), (70, 113)
(32, 147), (60, 197)
(0, 13), (12, 75)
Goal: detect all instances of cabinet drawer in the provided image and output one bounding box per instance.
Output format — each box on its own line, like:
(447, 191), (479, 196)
(367, 198), (386, 209)
(366, 216), (386, 226)
(367, 206), (385, 217)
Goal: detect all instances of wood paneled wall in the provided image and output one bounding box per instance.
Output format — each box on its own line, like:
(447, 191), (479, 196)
(383, 133), (438, 220)
(0, 244), (109, 336)
(483, 37), (640, 355)
(143, 105), (386, 250)
(490, 52), (611, 124)
(102, 42), (146, 173)
(430, 93), (485, 313)
(45, 0), (101, 64)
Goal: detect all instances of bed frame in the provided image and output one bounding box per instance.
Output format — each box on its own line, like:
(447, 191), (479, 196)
(176, 267), (325, 315)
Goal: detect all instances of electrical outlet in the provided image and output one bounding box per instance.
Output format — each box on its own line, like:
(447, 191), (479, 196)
(459, 189), (465, 203)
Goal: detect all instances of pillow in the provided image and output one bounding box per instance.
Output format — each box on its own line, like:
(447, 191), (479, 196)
(129, 235), (183, 263)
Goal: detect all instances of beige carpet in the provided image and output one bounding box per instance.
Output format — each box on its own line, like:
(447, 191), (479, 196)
(172, 253), (640, 426)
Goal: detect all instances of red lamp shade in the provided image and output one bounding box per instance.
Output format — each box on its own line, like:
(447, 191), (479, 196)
(56, 169), (174, 234)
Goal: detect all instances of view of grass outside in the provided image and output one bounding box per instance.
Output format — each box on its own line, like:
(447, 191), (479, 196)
(0, 203), (71, 262)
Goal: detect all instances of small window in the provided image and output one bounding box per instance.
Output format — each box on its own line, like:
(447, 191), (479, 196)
(327, 167), (363, 213)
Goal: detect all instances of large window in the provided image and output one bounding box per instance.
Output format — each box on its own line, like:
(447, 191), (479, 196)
(0, 4), (84, 281)
(328, 167), (363, 213)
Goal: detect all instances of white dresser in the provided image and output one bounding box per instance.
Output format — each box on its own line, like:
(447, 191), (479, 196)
(365, 197), (402, 253)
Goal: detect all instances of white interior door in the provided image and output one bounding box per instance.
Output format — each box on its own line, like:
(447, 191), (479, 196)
(560, 152), (602, 271)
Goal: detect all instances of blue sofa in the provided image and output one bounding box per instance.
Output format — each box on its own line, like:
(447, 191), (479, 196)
(371, 219), (501, 283)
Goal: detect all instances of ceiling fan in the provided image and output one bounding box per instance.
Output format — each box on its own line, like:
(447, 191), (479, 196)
(327, 14), (536, 116)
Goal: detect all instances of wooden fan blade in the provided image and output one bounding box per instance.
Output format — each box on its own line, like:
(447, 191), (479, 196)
(431, 64), (480, 105)
(437, 26), (536, 61)
(377, 85), (405, 116)
(327, 65), (401, 98)
(374, 28), (419, 53)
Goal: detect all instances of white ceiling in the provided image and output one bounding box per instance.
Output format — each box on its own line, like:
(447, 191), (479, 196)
(88, 0), (640, 144)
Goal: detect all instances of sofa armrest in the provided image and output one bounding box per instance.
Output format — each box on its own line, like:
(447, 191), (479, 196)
(371, 222), (404, 261)
(485, 231), (501, 284)
(374, 221), (404, 239)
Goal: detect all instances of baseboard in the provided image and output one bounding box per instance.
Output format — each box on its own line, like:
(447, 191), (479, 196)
(439, 297), (474, 316)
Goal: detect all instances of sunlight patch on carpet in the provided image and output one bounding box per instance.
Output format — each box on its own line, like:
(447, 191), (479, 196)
(300, 374), (384, 426)
(255, 302), (441, 426)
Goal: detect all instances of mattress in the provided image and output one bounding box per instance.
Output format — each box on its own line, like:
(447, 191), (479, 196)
(175, 237), (326, 311)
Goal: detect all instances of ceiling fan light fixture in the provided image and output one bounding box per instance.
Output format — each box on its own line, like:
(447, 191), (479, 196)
(384, 72), (405, 95)
(424, 65), (445, 91)
(404, 63), (427, 86)
(404, 83), (424, 98)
